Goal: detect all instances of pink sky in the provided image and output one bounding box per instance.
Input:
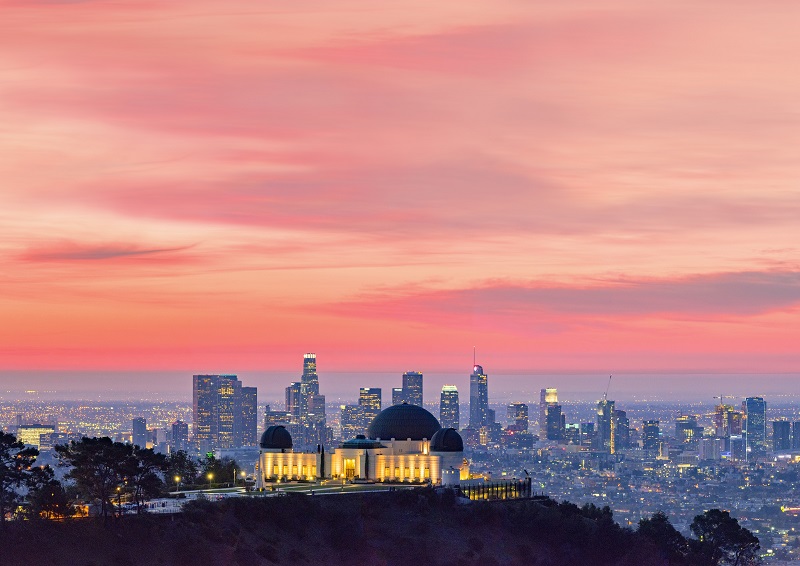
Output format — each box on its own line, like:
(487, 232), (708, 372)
(2, 0), (800, 375)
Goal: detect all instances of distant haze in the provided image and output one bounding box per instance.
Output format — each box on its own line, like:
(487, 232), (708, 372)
(3, 371), (800, 405)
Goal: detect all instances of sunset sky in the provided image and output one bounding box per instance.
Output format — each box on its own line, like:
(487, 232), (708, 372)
(3, 0), (800, 377)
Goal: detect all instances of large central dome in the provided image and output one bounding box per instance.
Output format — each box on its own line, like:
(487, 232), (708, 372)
(367, 403), (441, 441)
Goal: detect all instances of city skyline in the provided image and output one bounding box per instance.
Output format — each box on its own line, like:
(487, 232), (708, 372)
(3, 1), (800, 381)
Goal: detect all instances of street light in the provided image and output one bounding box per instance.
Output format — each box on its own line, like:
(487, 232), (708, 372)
(174, 475), (181, 494)
(207, 472), (214, 489)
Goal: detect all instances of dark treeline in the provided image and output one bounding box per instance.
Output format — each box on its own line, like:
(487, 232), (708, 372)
(0, 432), (238, 522)
(0, 488), (760, 566)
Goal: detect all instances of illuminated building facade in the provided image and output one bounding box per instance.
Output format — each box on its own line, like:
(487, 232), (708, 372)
(16, 424), (55, 449)
(440, 385), (460, 430)
(469, 365), (489, 429)
(192, 374), (256, 452)
(539, 388), (557, 436)
(507, 402), (528, 432)
(744, 397), (766, 458)
(596, 399), (616, 453)
(256, 404), (467, 487)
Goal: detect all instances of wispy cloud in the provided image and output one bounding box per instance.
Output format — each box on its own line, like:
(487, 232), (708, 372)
(20, 241), (195, 262)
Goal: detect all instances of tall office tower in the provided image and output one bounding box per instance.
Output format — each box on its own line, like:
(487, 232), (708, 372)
(643, 420), (660, 451)
(580, 422), (595, 447)
(216, 375), (241, 450)
(285, 382), (302, 423)
(192, 374), (245, 452)
(264, 407), (291, 428)
(713, 404), (743, 437)
(615, 410), (630, 450)
(469, 364), (489, 429)
(507, 402), (529, 432)
(793, 422), (800, 450)
(564, 423), (580, 445)
(744, 397), (767, 457)
(392, 388), (404, 406)
(401, 371), (423, 406)
(545, 404), (563, 441)
(773, 420), (791, 451)
(171, 420), (189, 452)
(674, 414), (702, 445)
(539, 388), (558, 436)
(596, 399), (616, 453)
(240, 386), (258, 446)
(132, 417), (148, 448)
(340, 405), (361, 438)
(300, 353), (320, 424)
(359, 388), (382, 428)
(440, 385), (460, 430)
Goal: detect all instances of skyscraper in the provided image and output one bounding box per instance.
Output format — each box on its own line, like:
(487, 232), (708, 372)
(171, 420), (189, 452)
(132, 417), (147, 449)
(192, 374), (253, 452)
(507, 402), (529, 432)
(773, 420), (791, 451)
(793, 422), (800, 450)
(392, 388), (404, 406)
(643, 420), (660, 451)
(440, 385), (460, 430)
(240, 386), (258, 446)
(402, 371), (423, 406)
(539, 388), (557, 437)
(615, 410), (630, 450)
(469, 364), (489, 429)
(300, 353), (320, 425)
(285, 382), (302, 423)
(545, 404), (563, 441)
(359, 387), (382, 428)
(744, 397), (767, 458)
(340, 405), (361, 438)
(596, 399), (616, 453)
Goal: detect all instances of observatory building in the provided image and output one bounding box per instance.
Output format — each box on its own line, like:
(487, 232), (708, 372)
(256, 403), (468, 487)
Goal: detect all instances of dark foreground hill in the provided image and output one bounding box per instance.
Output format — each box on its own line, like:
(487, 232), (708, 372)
(0, 490), (753, 566)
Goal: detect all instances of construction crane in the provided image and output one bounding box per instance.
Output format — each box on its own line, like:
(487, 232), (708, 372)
(603, 375), (613, 401)
(713, 395), (735, 406)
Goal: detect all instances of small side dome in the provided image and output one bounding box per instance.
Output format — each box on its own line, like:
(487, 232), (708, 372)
(260, 425), (293, 450)
(430, 428), (464, 452)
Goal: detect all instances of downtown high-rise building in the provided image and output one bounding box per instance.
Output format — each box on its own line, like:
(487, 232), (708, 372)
(440, 385), (460, 430)
(282, 353), (328, 448)
(545, 404), (563, 441)
(171, 420), (189, 453)
(596, 399), (616, 453)
(643, 420), (660, 451)
(192, 374), (257, 453)
(469, 364), (489, 429)
(391, 388), (404, 406)
(793, 422), (800, 450)
(240, 386), (258, 446)
(744, 396), (767, 458)
(401, 371), (423, 406)
(132, 417), (147, 449)
(539, 388), (558, 437)
(773, 420), (791, 451)
(615, 410), (630, 450)
(507, 403), (529, 432)
(359, 387), (382, 427)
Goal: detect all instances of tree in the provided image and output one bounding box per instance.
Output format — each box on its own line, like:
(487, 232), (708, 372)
(0, 432), (38, 525)
(638, 511), (689, 563)
(164, 450), (199, 489)
(56, 437), (129, 521)
(202, 455), (239, 487)
(122, 447), (166, 513)
(690, 509), (760, 566)
(25, 466), (74, 520)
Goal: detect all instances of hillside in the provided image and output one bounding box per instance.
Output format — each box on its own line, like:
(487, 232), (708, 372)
(0, 490), (753, 566)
